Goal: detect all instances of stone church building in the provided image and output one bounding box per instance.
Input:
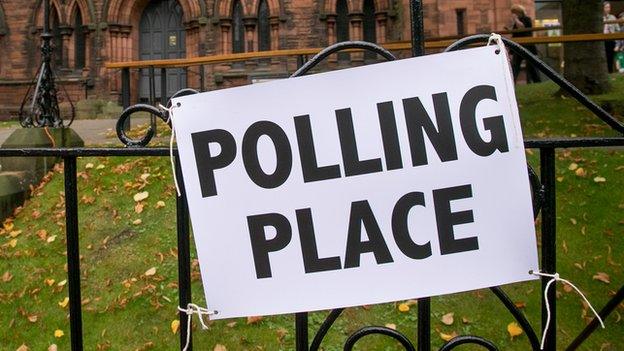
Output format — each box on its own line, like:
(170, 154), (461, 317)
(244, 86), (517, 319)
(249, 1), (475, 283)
(0, 0), (534, 113)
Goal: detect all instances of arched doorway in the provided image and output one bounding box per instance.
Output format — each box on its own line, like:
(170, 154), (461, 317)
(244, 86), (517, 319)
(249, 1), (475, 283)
(139, 0), (186, 101)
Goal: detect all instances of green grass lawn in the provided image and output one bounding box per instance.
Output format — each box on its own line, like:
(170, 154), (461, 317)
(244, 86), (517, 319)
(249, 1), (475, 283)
(0, 120), (20, 129)
(0, 76), (623, 350)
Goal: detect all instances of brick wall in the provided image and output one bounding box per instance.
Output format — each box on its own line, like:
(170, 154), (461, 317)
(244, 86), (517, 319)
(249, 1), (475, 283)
(0, 0), (536, 113)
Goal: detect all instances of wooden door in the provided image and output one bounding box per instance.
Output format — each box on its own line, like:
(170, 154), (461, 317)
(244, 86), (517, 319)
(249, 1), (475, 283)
(139, 0), (186, 101)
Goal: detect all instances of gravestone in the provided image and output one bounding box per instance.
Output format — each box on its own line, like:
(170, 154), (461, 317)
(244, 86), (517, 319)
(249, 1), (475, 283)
(0, 128), (83, 220)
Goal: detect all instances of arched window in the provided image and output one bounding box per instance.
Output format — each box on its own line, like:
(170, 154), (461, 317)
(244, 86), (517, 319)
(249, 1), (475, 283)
(51, 8), (63, 68)
(336, 0), (349, 61)
(363, 0), (376, 60)
(232, 0), (245, 53)
(257, 0), (270, 51)
(74, 9), (85, 69)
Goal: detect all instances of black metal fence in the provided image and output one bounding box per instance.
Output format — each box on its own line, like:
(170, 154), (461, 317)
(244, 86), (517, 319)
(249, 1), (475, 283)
(2, 1), (624, 350)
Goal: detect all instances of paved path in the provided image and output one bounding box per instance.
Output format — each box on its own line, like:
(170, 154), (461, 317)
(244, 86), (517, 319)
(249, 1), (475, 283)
(0, 117), (156, 146)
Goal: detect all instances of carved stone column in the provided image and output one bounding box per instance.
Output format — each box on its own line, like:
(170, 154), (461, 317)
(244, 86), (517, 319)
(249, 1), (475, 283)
(59, 26), (72, 68)
(220, 20), (232, 54)
(376, 12), (387, 44)
(244, 18), (257, 52)
(270, 16), (279, 51)
(119, 25), (132, 62)
(349, 13), (363, 62)
(326, 15), (337, 45)
(244, 18), (257, 69)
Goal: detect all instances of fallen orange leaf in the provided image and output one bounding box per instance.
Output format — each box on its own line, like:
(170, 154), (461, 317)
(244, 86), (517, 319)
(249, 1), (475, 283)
(171, 319), (180, 334)
(1, 271), (12, 282)
(4, 221), (14, 231)
(58, 297), (69, 308)
(133, 191), (149, 202)
(247, 316), (263, 324)
(592, 272), (610, 284)
(441, 312), (454, 326)
(507, 322), (523, 339)
(439, 331), (458, 342)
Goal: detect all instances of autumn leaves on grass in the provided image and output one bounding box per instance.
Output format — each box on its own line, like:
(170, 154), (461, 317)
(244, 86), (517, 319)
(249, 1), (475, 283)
(395, 299), (526, 342)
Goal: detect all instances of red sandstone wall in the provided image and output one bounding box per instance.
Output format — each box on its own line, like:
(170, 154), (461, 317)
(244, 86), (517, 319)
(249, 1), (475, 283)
(0, 0), (537, 114)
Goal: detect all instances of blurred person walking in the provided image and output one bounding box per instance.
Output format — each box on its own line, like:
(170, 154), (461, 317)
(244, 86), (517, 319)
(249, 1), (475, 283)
(603, 1), (620, 73)
(506, 4), (542, 83)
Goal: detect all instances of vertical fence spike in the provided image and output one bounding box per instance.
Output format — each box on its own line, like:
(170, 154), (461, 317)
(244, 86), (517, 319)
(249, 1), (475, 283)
(540, 148), (557, 351)
(175, 156), (193, 350)
(417, 297), (430, 351)
(296, 312), (309, 351)
(64, 156), (84, 351)
(410, 0), (424, 57)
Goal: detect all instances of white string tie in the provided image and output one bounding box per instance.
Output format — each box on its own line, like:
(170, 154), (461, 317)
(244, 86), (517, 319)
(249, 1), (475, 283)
(487, 33), (523, 149)
(177, 303), (218, 351)
(530, 270), (604, 350)
(159, 103), (182, 197)
(487, 33), (504, 49)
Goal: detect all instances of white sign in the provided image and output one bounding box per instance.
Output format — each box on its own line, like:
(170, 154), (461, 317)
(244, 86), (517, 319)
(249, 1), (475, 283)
(172, 45), (539, 320)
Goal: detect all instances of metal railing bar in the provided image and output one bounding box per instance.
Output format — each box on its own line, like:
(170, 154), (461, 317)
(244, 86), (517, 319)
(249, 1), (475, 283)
(63, 156), (84, 351)
(0, 138), (622, 158)
(199, 65), (205, 92)
(104, 33), (624, 70)
(444, 35), (624, 134)
(296, 312), (309, 351)
(290, 41), (396, 78)
(417, 297), (430, 351)
(121, 68), (130, 109)
(438, 335), (497, 350)
(565, 284), (624, 351)
(540, 148), (557, 351)
(523, 138), (624, 148)
(0, 148), (172, 157)
(309, 308), (344, 351)
(344, 326), (416, 351)
(410, 0), (424, 57)
(490, 287), (540, 350)
(161, 68), (167, 105)
(175, 157), (193, 350)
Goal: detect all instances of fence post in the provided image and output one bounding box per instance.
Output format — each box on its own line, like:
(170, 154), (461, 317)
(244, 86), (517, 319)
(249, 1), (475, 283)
(296, 312), (309, 351)
(161, 68), (168, 105)
(540, 147), (557, 351)
(148, 66), (157, 134)
(409, 1), (428, 349)
(122, 68), (131, 130)
(296, 55), (305, 69)
(64, 156), (84, 351)
(175, 157), (193, 350)
(122, 68), (130, 109)
(199, 65), (205, 92)
(417, 298), (430, 351)
(410, 0), (425, 57)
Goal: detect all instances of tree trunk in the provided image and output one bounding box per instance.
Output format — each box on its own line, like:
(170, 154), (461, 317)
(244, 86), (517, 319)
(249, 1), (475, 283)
(562, 0), (611, 94)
